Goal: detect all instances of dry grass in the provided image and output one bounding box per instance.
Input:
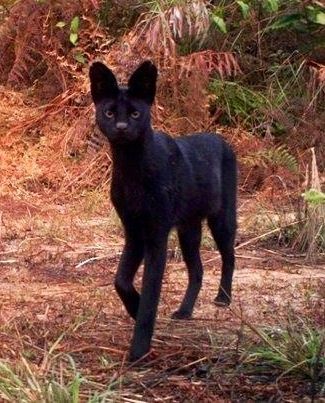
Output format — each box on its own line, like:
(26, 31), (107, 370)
(0, 129), (323, 400)
(0, 231), (324, 401)
(0, 164), (324, 401)
(294, 148), (325, 259)
(0, 3), (324, 400)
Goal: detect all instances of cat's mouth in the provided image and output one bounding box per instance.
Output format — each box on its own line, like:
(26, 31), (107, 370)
(104, 130), (140, 145)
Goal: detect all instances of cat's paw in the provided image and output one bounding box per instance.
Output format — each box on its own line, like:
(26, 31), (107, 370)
(214, 294), (231, 307)
(171, 310), (193, 320)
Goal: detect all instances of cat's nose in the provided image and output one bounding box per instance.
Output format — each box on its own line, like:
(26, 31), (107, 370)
(116, 122), (128, 131)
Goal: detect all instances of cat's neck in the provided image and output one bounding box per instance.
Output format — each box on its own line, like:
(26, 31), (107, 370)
(110, 128), (154, 174)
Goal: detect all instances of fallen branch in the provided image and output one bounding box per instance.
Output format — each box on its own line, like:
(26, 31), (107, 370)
(235, 220), (303, 251)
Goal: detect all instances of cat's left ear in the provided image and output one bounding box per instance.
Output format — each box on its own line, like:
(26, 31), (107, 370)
(128, 61), (158, 105)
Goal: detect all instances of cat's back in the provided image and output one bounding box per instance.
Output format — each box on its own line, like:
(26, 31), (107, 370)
(176, 132), (229, 156)
(175, 132), (235, 172)
(152, 131), (230, 158)
(150, 131), (235, 180)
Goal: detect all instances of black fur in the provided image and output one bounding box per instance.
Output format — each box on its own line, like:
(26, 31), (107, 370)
(89, 61), (237, 362)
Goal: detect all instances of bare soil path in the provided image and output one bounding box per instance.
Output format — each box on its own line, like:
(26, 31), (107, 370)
(0, 191), (324, 401)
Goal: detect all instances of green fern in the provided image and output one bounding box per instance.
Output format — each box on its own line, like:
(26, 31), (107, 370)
(263, 145), (298, 172)
(242, 145), (298, 173)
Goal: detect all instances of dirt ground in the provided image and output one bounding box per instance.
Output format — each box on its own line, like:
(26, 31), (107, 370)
(0, 6), (323, 396)
(0, 192), (324, 402)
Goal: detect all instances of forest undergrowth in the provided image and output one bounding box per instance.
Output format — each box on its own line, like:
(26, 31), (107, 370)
(0, 0), (324, 401)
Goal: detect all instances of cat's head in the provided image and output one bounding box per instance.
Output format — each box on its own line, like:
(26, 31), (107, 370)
(89, 61), (157, 144)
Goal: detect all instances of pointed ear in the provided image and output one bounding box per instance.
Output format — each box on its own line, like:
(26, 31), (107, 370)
(89, 62), (118, 104)
(128, 61), (157, 104)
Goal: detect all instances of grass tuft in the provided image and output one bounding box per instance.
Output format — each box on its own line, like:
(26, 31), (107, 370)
(241, 317), (325, 396)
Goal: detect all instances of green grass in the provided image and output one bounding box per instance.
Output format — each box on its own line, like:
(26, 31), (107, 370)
(241, 318), (325, 396)
(0, 357), (124, 402)
(209, 79), (274, 131)
(0, 356), (84, 402)
(0, 340), (123, 403)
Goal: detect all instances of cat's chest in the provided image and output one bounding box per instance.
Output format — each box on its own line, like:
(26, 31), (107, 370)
(110, 170), (170, 217)
(111, 180), (144, 208)
(110, 173), (142, 209)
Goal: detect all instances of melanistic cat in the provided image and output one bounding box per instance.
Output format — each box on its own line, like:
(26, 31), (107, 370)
(89, 61), (237, 362)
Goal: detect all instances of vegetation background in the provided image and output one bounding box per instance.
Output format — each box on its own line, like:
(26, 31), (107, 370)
(0, 0), (324, 401)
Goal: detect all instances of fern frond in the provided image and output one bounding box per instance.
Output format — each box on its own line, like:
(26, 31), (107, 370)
(263, 145), (298, 173)
(242, 145), (298, 173)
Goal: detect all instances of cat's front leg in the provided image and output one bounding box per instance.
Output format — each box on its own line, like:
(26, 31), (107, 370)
(114, 221), (144, 320)
(128, 230), (168, 362)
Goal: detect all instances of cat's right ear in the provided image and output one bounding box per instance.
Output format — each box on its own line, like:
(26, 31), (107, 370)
(89, 62), (118, 104)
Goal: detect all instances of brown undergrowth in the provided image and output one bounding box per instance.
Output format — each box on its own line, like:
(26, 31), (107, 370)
(0, 228), (324, 400)
(0, 0), (314, 205)
(0, 2), (324, 401)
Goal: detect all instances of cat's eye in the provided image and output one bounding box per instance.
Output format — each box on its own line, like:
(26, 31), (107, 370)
(105, 110), (114, 119)
(131, 111), (140, 119)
